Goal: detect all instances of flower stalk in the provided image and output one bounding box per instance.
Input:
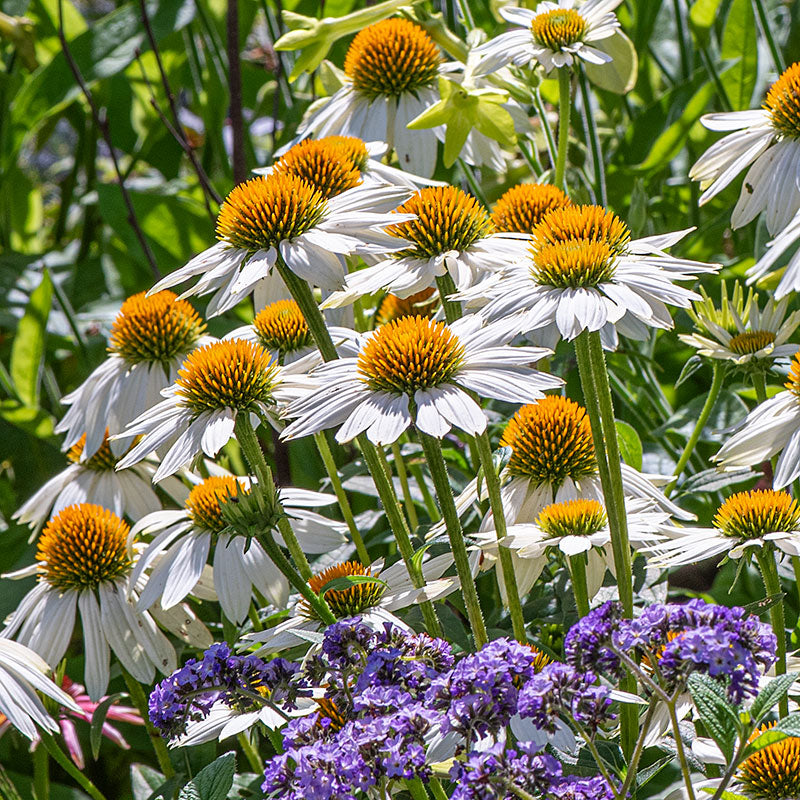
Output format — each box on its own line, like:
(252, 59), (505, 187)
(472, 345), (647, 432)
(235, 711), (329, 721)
(755, 547), (788, 716)
(555, 67), (572, 190)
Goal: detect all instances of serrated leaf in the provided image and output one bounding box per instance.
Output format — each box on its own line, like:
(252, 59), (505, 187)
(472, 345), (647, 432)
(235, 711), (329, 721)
(750, 673), (800, 724)
(615, 420), (642, 470)
(635, 755), (674, 788)
(178, 752), (235, 800)
(10, 270), (52, 407)
(741, 593), (784, 616)
(688, 673), (740, 761)
(90, 692), (125, 760)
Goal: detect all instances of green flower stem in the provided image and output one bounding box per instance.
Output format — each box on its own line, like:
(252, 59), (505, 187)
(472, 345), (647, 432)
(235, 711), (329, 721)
(276, 258), (442, 635)
(457, 157), (489, 207)
(574, 331), (632, 616)
(235, 414), (313, 581)
(665, 362), (725, 497)
(32, 742), (49, 800)
(257, 526), (337, 625)
(430, 779), (450, 800)
(419, 430), (488, 648)
(554, 67), (572, 191)
(568, 552), (590, 618)
(473, 431), (526, 642)
(618, 699), (660, 798)
(222, 612), (238, 644)
(667, 696), (697, 800)
(435, 273), (462, 324)
(755, 548), (788, 717)
(578, 68), (606, 206)
(39, 733), (109, 800)
(409, 459), (441, 521)
(120, 668), (175, 781)
(574, 330), (637, 759)
(453, 0), (475, 28)
(506, 783), (539, 800)
(238, 731), (263, 772)
(752, 370), (768, 404)
(752, 0), (785, 73)
(532, 88), (557, 170)
(392, 441), (420, 531)
(314, 432), (371, 564)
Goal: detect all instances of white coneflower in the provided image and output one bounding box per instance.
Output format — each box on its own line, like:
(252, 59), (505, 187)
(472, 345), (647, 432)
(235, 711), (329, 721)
(149, 172), (411, 317)
(715, 352), (800, 488)
(645, 490), (800, 566)
(245, 555), (456, 655)
(130, 475), (347, 624)
(55, 291), (209, 459)
(2, 505), (195, 700)
(322, 185), (530, 308)
(13, 430), (184, 533)
(115, 339), (296, 482)
(281, 315), (562, 446)
(472, 0), (622, 75)
(490, 183), (573, 234)
(459, 205), (718, 349)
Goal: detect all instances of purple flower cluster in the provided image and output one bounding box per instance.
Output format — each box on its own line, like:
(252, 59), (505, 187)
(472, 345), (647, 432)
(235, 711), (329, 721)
(449, 741), (616, 800)
(564, 599), (777, 703)
(149, 642), (306, 739)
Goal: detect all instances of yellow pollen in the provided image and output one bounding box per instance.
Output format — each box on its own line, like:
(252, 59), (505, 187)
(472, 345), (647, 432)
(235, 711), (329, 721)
(357, 316), (465, 395)
(66, 431), (118, 472)
(253, 300), (311, 355)
(388, 186), (492, 259)
(185, 476), (248, 533)
(538, 499), (607, 539)
(108, 291), (206, 365)
(531, 8), (587, 50)
(303, 561), (386, 619)
(739, 723), (800, 800)
(526, 644), (552, 673)
(532, 239), (616, 288)
(785, 351), (800, 398)
(273, 136), (369, 198)
(728, 330), (777, 355)
(316, 697), (347, 731)
(215, 174), (327, 251)
(491, 184), (572, 233)
(175, 339), (279, 414)
(344, 19), (441, 100)
(714, 489), (800, 540)
(765, 63), (800, 140)
(375, 288), (438, 325)
(37, 504), (132, 592)
(500, 396), (597, 487)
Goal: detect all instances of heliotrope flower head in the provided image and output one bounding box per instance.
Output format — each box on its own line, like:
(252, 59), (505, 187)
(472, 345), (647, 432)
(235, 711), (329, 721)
(324, 185), (531, 307)
(282, 315), (561, 445)
(150, 171), (410, 317)
(491, 182), (572, 233)
(715, 351), (800, 488)
(648, 489), (800, 565)
(375, 287), (438, 324)
(2, 503), (191, 701)
(472, 0), (622, 76)
(459, 203), (718, 348)
(116, 339), (292, 481)
(737, 723), (800, 800)
(13, 429), (170, 532)
(55, 290), (208, 460)
(680, 283), (800, 368)
(130, 472), (347, 624)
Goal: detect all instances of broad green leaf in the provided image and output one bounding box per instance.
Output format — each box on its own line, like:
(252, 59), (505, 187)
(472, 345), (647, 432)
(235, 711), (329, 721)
(749, 672), (799, 724)
(689, 0), (725, 44)
(178, 752), (235, 800)
(0, 400), (55, 439)
(687, 673), (740, 762)
(90, 693), (125, 761)
(615, 420), (642, 470)
(677, 467), (756, 495)
(583, 31), (638, 94)
(721, 0), (757, 109)
(474, 100), (516, 148)
(10, 271), (52, 408)
(7, 0), (196, 163)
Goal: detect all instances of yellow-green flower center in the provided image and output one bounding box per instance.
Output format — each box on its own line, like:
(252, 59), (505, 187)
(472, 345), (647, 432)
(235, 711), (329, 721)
(358, 316), (465, 395)
(37, 504), (132, 591)
(253, 300), (312, 355)
(375, 288), (438, 325)
(714, 489), (800, 539)
(108, 291), (206, 365)
(66, 432), (118, 472)
(765, 63), (800, 140)
(739, 723), (800, 800)
(185, 476), (248, 533)
(491, 184), (572, 234)
(531, 9), (587, 50)
(344, 18), (441, 101)
(728, 330), (776, 355)
(538, 499), (607, 539)
(303, 561), (386, 619)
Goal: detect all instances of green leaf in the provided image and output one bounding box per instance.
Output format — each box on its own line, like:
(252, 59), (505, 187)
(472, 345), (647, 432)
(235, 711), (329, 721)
(675, 355), (703, 389)
(689, 0), (725, 44)
(7, 0), (196, 162)
(10, 271), (52, 408)
(687, 673), (740, 761)
(178, 752), (235, 800)
(90, 693), (125, 761)
(319, 575), (387, 595)
(677, 467), (756, 495)
(130, 764), (178, 800)
(583, 31), (638, 94)
(615, 420), (642, 470)
(473, 99), (516, 148)
(720, 0), (757, 109)
(749, 673), (800, 724)
(774, 713), (800, 737)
